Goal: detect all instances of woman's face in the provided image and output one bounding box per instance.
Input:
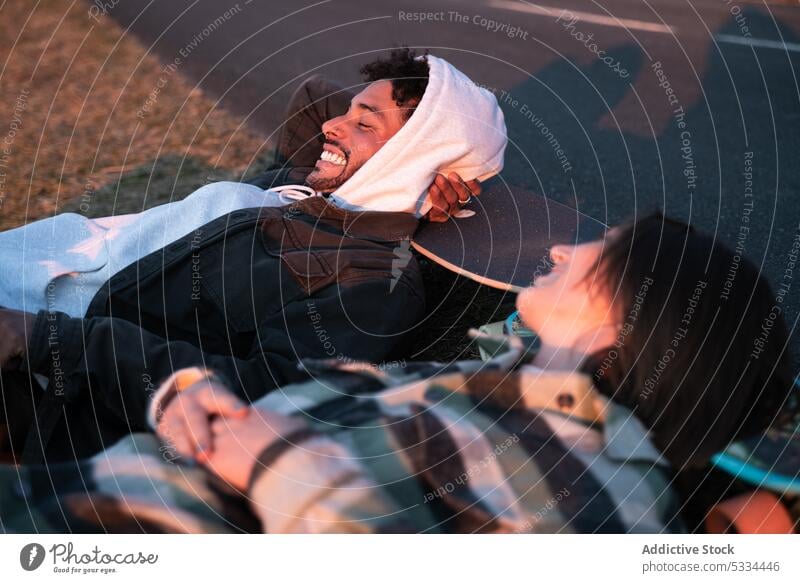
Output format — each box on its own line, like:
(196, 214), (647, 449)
(516, 237), (620, 349)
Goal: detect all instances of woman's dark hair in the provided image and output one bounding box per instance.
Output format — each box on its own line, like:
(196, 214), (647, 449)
(582, 212), (795, 470)
(360, 47), (429, 120)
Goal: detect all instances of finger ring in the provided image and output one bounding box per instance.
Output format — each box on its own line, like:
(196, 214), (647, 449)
(458, 196), (472, 205)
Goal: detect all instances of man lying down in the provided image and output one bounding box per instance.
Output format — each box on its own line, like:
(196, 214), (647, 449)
(0, 48), (507, 463)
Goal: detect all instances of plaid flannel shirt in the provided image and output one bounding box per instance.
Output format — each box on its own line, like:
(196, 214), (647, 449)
(1, 332), (684, 533)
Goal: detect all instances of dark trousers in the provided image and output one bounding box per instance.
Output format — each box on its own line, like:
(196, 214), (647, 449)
(1, 369), (134, 464)
(0, 370), (41, 462)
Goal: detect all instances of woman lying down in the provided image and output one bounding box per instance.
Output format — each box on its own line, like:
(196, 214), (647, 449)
(1, 213), (794, 534)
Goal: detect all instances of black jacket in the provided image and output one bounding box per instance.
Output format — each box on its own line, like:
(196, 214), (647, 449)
(21, 181), (425, 462)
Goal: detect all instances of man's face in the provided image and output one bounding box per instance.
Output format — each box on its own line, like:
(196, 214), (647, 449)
(306, 80), (411, 192)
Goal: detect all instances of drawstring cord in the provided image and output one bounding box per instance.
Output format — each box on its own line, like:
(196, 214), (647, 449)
(269, 184), (320, 204)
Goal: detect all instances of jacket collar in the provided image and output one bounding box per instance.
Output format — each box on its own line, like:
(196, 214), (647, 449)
(287, 196), (419, 242)
(600, 397), (669, 467)
(471, 330), (668, 467)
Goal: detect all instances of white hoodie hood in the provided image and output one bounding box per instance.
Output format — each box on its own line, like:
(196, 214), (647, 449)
(330, 55), (507, 216)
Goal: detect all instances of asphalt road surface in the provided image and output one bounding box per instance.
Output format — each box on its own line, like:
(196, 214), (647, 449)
(99, 0), (800, 360)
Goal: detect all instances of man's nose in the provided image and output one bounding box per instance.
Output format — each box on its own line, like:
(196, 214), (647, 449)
(321, 115), (345, 140)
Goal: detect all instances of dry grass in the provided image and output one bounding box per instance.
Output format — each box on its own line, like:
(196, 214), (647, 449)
(0, 0), (266, 229)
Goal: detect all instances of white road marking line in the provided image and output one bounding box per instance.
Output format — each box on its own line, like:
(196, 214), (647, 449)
(488, 0), (674, 34)
(715, 34), (800, 53)
(489, 0), (800, 53)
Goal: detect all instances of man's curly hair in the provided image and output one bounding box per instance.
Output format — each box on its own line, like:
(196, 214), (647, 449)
(359, 47), (429, 120)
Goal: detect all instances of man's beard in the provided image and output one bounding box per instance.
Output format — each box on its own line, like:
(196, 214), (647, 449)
(305, 141), (355, 192)
(305, 168), (352, 192)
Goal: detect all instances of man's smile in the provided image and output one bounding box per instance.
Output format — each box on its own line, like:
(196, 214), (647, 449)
(316, 143), (347, 167)
(318, 150), (346, 166)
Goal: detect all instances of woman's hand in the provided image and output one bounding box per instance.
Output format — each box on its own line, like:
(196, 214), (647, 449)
(155, 376), (249, 462)
(202, 409), (308, 492)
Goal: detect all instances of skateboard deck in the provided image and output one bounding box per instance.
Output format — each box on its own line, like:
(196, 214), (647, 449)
(712, 418), (800, 496)
(412, 180), (607, 292)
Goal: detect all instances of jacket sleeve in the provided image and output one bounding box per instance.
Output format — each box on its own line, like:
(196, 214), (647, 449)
(24, 274), (425, 430)
(246, 429), (413, 533)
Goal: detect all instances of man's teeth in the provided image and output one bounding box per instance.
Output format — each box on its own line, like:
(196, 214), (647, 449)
(320, 150), (346, 166)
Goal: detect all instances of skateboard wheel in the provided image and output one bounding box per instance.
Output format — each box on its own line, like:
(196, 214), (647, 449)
(705, 490), (795, 533)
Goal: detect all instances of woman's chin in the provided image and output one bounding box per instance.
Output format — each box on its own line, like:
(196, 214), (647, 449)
(515, 288), (540, 331)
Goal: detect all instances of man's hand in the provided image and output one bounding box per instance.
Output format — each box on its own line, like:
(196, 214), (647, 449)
(0, 308), (35, 368)
(202, 409), (307, 492)
(426, 172), (481, 222)
(155, 376), (249, 462)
